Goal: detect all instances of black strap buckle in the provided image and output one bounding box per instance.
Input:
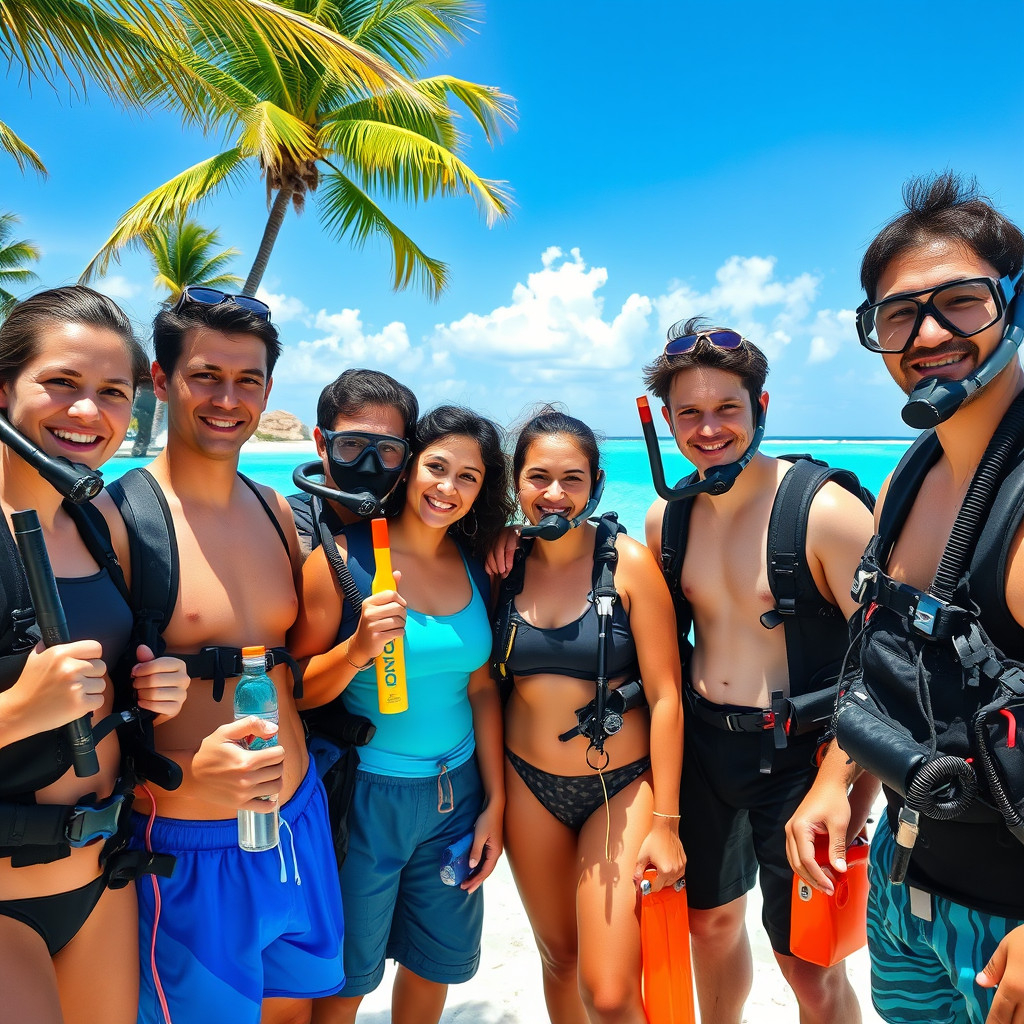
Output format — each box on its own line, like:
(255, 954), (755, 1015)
(66, 793), (125, 847)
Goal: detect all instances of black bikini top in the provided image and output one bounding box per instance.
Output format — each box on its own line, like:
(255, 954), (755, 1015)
(504, 597), (637, 681)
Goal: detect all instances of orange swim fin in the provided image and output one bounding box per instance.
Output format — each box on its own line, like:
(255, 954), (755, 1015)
(640, 869), (696, 1024)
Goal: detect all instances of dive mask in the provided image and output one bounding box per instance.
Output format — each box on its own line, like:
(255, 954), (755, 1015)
(636, 395), (766, 502)
(293, 429), (410, 518)
(856, 274), (1024, 430)
(520, 471), (606, 540)
(0, 412), (104, 503)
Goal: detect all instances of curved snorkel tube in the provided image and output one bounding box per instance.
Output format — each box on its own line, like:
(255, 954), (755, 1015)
(902, 275), (1024, 430)
(292, 461), (390, 519)
(0, 412), (103, 504)
(520, 470), (606, 540)
(635, 395), (766, 501)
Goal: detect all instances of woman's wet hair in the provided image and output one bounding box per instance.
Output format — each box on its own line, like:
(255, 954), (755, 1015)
(394, 404), (513, 560)
(0, 285), (149, 390)
(861, 172), (1024, 301)
(512, 406), (601, 486)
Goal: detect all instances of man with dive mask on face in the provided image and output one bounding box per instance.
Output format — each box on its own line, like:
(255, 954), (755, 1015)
(642, 319), (875, 1024)
(288, 368), (418, 558)
(788, 174), (1024, 1024)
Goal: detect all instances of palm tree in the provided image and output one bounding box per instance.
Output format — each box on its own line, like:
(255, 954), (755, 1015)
(82, 0), (515, 299)
(0, 212), (42, 318)
(0, 0), (417, 173)
(129, 215), (243, 453)
(144, 215), (242, 304)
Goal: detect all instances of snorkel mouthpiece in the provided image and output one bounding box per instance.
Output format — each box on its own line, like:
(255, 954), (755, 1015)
(292, 461), (388, 518)
(636, 395), (766, 502)
(520, 471), (606, 540)
(901, 275), (1024, 430)
(0, 413), (103, 504)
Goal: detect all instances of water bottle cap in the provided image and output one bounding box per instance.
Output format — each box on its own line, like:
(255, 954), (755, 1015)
(241, 645), (266, 658)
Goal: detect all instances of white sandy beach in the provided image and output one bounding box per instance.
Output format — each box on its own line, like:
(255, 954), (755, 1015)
(356, 850), (883, 1024)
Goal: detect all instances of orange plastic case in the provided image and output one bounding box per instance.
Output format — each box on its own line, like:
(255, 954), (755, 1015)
(789, 835), (869, 968)
(640, 870), (696, 1024)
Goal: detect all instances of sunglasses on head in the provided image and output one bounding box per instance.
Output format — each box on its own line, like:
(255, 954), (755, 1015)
(664, 328), (745, 356)
(173, 285), (272, 322)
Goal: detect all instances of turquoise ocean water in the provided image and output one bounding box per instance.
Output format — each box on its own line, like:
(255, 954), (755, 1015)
(107, 438), (913, 539)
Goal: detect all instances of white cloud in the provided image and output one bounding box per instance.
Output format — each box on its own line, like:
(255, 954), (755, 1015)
(808, 308), (858, 364)
(653, 255), (821, 362)
(274, 306), (423, 390)
(97, 274), (142, 299)
(256, 287), (309, 324)
(431, 247), (652, 379)
(267, 248), (871, 434)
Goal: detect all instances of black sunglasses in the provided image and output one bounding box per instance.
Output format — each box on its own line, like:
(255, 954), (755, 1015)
(664, 328), (745, 356)
(856, 276), (1011, 354)
(174, 285), (272, 322)
(320, 429), (410, 471)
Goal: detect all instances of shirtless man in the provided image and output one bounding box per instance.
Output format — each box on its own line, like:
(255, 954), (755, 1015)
(642, 319), (875, 1024)
(100, 289), (344, 1024)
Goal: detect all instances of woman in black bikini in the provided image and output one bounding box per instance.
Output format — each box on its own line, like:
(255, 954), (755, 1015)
(497, 409), (684, 1024)
(0, 287), (189, 1024)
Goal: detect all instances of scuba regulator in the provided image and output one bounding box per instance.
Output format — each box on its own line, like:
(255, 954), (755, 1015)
(0, 412), (104, 503)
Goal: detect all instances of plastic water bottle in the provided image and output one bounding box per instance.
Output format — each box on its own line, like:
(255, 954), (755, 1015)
(234, 645), (280, 852)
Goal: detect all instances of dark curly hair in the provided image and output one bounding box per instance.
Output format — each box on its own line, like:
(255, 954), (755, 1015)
(394, 404), (512, 561)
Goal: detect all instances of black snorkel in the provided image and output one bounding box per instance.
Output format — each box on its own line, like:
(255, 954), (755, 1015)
(292, 461), (391, 518)
(520, 470), (606, 540)
(292, 433), (410, 520)
(636, 395), (766, 502)
(0, 412), (104, 504)
(901, 275), (1024, 430)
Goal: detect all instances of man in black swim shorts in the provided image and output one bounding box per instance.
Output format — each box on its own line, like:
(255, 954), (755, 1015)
(644, 321), (876, 1023)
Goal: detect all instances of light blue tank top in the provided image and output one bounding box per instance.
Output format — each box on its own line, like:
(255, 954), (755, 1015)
(343, 549), (492, 777)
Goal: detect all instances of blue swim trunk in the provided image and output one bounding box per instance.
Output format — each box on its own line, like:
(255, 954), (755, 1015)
(868, 821), (1024, 1024)
(338, 756), (485, 996)
(132, 760), (344, 1024)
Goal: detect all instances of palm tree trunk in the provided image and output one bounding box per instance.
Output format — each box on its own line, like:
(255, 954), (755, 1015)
(243, 186), (293, 296)
(131, 381), (157, 456)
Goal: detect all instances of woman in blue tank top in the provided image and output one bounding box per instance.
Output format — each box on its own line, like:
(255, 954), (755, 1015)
(498, 408), (685, 1024)
(291, 405), (513, 1024)
(0, 287), (190, 1024)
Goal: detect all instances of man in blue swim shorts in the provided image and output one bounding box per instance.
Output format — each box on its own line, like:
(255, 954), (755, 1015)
(788, 173), (1024, 1024)
(108, 291), (344, 1023)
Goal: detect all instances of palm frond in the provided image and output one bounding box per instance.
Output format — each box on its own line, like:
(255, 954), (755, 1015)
(182, 0), (421, 103)
(319, 118), (511, 224)
(81, 148), (249, 281)
(142, 216), (242, 302)
(237, 101), (321, 170)
(0, 118), (47, 175)
(0, 211), (41, 301)
(414, 75), (515, 144)
(318, 166), (448, 298)
(345, 0), (478, 74)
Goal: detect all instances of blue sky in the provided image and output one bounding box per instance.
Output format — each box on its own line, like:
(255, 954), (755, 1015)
(3, 0), (1024, 438)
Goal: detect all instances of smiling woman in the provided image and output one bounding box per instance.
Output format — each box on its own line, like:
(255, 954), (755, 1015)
(0, 285), (190, 1024)
(288, 404), (513, 1024)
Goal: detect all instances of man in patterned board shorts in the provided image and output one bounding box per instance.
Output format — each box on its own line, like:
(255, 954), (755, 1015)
(787, 172), (1024, 1024)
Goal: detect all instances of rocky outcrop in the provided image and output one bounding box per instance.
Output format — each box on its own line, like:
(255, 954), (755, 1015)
(256, 410), (310, 441)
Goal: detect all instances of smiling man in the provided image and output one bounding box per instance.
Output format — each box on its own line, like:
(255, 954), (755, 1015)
(643, 321), (874, 1024)
(103, 290), (344, 1024)
(788, 174), (1024, 1024)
